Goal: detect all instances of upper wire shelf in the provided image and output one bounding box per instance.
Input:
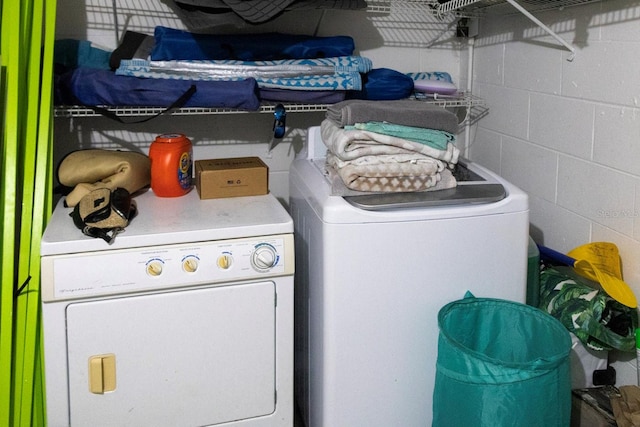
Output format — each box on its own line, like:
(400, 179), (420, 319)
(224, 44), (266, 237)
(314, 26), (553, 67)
(367, 0), (393, 13)
(433, 0), (606, 60)
(434, 0), (604, 16)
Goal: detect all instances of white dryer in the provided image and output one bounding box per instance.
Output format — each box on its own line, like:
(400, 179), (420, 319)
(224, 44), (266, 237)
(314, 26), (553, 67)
(289, 127), (529, 427)
(41, 190), (294, 427)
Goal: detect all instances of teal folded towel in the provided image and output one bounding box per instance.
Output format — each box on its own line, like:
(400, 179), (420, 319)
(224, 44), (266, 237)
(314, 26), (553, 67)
(346, 121), (455, 150)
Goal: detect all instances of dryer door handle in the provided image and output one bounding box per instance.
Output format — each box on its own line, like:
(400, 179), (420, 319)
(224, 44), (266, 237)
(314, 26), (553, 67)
(89, 354), (117, 394)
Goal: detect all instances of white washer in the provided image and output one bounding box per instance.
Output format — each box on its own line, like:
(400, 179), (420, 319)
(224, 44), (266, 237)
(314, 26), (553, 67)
(41, 190), (294, 427)
(289, 127), (529, 427)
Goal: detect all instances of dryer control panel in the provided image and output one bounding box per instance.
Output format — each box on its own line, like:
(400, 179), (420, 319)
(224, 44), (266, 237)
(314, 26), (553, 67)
(41, 234), (294, 302)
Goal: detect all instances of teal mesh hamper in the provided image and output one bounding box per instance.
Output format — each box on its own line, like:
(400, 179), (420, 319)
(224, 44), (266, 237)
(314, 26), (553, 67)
(432, 297), (572, 427)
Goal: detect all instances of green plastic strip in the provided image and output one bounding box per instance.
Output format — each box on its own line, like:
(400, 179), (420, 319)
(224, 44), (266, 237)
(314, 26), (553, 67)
(1, 0), (56, 422)
(13, 0), (41, 419)
(0, 0), (22, 421)
(20, 0), (56, 422)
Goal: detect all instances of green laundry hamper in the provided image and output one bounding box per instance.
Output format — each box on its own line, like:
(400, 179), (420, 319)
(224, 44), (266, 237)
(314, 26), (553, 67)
(432, 296), (572, 427)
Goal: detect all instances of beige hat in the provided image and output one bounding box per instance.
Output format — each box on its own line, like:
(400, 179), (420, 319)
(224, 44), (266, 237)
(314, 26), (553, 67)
(58, 149), (151, 207)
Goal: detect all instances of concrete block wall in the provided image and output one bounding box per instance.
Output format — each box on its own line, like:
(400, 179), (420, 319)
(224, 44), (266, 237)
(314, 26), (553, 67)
(468, 0), (640, 383)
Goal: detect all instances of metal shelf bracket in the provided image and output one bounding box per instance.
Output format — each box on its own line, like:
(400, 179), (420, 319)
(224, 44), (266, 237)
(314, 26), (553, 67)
(436, 0), (578, 60)
(503, 0), (576, 61)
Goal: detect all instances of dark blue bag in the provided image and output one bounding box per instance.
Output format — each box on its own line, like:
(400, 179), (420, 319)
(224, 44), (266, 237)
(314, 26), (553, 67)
(347, 68), (415, 100)
(56, 68), (260, 111)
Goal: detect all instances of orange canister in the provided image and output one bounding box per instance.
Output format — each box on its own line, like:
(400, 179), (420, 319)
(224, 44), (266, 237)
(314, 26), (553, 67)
(149, 133), (193, 197)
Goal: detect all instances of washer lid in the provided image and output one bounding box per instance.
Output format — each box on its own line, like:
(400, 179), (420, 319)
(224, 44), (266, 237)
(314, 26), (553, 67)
(343, 161), (506, 210)
(344, 183), (506, 210)
(41, 190), (293, 256)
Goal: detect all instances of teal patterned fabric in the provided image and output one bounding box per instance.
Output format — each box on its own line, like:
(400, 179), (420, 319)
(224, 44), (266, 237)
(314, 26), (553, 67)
(116, 56), (372, 91)
(539, 266), (638, 352)
(406, 71), (453, 82)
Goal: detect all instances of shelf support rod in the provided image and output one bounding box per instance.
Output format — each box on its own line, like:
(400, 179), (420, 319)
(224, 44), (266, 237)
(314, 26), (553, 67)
(112, 0), (120, 47)
(437, 0), (577, 60)
(464, 36), (475, 158)
(503, 0), (576, 61)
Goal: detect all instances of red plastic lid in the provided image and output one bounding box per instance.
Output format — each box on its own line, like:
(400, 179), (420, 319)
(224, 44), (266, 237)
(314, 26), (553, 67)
(154, 133), (190, 144)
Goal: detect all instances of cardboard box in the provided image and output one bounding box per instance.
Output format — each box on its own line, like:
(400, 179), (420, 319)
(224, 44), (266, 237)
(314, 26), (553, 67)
(571, 387), (618, 427)
(195, 157), (268, 199)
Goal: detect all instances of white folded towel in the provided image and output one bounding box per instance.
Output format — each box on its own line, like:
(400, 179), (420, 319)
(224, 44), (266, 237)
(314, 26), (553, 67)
(326, 152), (456, 193)
(320, 119), (459, 165)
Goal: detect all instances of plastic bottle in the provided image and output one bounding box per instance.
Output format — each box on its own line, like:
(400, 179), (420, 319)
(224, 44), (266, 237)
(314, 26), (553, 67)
(149, 133), (193, 197)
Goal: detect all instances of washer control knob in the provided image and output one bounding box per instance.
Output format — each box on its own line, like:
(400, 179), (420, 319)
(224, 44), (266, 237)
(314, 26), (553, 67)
(182, 256), (199, 273)
(217, 253), (233, 270)
(146, 259), (164, 277)
(251, 244), (278, 271)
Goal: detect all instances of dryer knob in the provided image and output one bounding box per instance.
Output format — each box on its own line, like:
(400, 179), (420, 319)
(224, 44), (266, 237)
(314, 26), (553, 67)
(146, 260), (164, 277)
(182, 256), (199, 273)
(217, 254), (233, 270)
(251, 244), (278, 271)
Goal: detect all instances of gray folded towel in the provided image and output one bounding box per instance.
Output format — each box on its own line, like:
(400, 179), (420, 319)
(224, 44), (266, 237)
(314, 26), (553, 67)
(212, 0), (366, 23)
(220, 0), (296, 23)
(326, 99), (459, 134)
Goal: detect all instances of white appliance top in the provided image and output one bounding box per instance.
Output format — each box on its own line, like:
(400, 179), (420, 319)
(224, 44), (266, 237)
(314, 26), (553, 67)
(41, 190), (293, 256)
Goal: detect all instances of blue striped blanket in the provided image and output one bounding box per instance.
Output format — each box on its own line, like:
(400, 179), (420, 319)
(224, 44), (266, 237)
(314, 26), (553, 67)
(116, 56), (372, 91)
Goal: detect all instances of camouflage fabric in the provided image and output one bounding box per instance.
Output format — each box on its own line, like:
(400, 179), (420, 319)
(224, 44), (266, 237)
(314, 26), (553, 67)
(539, 266), (637, 352)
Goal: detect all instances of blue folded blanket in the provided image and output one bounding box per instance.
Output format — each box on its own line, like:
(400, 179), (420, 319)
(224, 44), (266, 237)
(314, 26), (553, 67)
(57, 68), (260, 110)
(151, 26), (356, 61)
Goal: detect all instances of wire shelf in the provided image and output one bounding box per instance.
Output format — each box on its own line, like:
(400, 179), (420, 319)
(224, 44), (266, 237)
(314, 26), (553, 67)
(435, 0), (604, 15)
(54, 103), (326, 118)
(367, 0), (393, 13)
(54, 93), (484, 118)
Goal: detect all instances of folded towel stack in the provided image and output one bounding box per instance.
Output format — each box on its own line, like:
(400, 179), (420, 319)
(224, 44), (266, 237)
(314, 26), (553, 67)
(322, 100), (461, 194)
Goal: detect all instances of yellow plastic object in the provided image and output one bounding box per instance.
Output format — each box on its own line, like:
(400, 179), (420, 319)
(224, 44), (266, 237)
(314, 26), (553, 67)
(568, 242), (637, 308)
